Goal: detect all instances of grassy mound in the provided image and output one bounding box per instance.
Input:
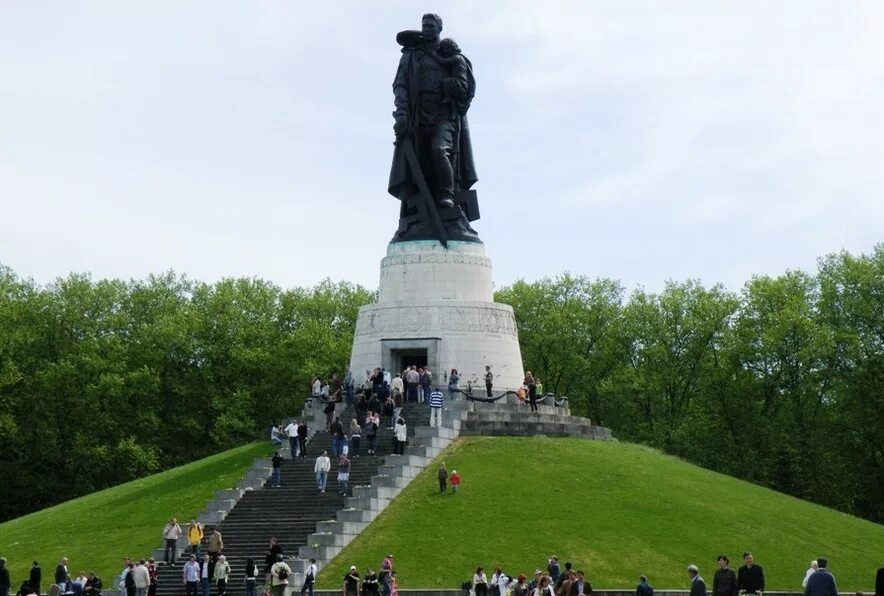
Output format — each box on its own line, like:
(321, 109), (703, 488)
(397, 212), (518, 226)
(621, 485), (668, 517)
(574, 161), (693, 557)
(318, 437), (883, 590)
(0, 442), (270, 586)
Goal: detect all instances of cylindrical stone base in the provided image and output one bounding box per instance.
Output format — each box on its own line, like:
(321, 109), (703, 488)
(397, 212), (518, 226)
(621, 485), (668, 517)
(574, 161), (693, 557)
(349, 240), (525, 393)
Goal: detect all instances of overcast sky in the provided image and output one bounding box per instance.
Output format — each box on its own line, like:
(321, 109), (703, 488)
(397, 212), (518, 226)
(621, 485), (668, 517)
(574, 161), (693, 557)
(2, 1), (882, 293)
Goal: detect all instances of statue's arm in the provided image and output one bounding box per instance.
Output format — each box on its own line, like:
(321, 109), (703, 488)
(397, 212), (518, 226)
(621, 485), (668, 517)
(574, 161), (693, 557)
(392, 52), (410, 122)
(443, 56), (470, 102)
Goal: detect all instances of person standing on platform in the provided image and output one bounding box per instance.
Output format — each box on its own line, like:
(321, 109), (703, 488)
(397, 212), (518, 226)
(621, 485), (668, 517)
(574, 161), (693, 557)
(737, 552), (764, 596)
(802, 562), (818, 589)
(186, 521), (203, 557)
(420, 368), (432, 402)
(29, 562), (41, 596)
(315, 450), (331, 493)
(270, 555), (290, 596)
(394, 417), (407, 455)
(0, 558), (10, 596)
(337, 454), (351, 496)
(182, 557), (199, 596)
(428, 387), (444, 427)
(198, 554), (210, 596)
(345, 369), (355, 405)
(270, 451), (284, 487)
(804, 558), (837, 596)
(297, 420), (308, 458)
(343, 566), (360, 596)
(713, 556), (737, 596)
(484, 366), (493, 397)
(301, 559), (317, 596)
(447, 369), (460, 401)
(284, 420), (299, 458)
(438, 462), (448, 493)
(405, 366), (420, 403)
(392, 373), (404, 402)
(207, 529), (223, 559)
(688, 565), (706, 596)
(349, 419), (362, 457)
(55, 558), (70, 591)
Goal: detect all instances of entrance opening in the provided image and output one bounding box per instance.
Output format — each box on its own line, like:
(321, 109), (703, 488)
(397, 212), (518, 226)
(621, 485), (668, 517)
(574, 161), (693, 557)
(381, 338), (440, 379)
(393, 349), (428, 372)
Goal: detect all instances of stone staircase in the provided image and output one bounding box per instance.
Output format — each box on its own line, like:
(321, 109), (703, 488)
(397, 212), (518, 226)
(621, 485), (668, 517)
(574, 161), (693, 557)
(150, 400), (443, 596)
(286, 401), (463, 580)
(460, 402), (612, 440)
(154, 405), (429, 596)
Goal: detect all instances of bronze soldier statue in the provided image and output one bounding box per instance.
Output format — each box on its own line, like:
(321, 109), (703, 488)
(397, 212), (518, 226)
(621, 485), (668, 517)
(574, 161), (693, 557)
(388, 13), (481, 244)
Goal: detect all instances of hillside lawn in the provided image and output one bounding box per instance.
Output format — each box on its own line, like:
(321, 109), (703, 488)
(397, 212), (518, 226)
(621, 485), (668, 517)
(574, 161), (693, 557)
(318, 436), (884, 591)
(0, 442), (270, 587)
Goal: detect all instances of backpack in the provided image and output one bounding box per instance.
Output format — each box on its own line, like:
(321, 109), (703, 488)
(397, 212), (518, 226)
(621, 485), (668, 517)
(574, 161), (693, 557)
(277, 567), (288, 581)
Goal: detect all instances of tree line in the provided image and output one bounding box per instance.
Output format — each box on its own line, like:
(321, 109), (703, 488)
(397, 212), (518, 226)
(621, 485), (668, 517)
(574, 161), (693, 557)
(0, 269), (373, 521)
(495, 245), (883, 523)
(1, 245), (881, 523)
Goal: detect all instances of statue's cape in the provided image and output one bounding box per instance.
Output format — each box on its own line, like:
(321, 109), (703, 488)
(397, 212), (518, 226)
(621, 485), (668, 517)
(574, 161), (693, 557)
(388, 45), (478, 199)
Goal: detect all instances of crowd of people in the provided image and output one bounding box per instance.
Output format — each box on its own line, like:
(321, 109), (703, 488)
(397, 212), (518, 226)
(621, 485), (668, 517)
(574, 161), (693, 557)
(1, 537), (876, 596)
(335, 555), (398, 596)
(0, 559), (91, 596)
(461, 552), (848, 596)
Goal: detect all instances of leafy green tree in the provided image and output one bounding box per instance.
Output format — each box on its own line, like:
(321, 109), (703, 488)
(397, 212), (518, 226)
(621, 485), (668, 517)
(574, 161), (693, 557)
(495, 274), (626, 417)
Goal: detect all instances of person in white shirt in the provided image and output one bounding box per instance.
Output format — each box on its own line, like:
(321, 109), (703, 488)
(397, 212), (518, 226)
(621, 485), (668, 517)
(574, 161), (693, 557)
(162, 519), (182, 565)
(182, 556), (200, 596)
(301, 559), (317, 596)
(283, 420), (299, 458)
(132, 562), (150, 596)
(73, 572), (89, 591)
(802, 561), (818, 588)
(393, 418), (407, 455)
(314, 451), (331, 493)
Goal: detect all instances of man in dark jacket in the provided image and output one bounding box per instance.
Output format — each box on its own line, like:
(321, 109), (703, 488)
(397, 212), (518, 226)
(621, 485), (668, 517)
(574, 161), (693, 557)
(0, 557), (11, 596)
(296, 422), (308, 458)
(804, 558), (837, 596)
(713, 556), (738, 596)
(84, 573), (103, 596)
(55, 559), (70, 591)
(635, 576), (653, 596)
(264, 538), (283, 577)
(737, 553), (764, 595)
(29, 562), (41, 596)
(688, 566), (706, 596)
(569, 571), (591, 596)
(876, 567), (884, 596)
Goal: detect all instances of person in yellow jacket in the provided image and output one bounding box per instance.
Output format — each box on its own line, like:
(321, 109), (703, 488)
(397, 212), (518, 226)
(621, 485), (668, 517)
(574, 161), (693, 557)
(187, 521), (203, 556)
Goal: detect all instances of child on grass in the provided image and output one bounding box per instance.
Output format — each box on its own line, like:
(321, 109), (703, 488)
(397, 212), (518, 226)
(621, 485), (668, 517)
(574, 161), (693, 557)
(450, 470), (461, 493)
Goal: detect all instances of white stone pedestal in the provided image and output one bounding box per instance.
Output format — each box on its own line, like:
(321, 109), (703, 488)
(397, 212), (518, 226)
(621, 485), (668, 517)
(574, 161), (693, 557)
(349, 240), (524, 392)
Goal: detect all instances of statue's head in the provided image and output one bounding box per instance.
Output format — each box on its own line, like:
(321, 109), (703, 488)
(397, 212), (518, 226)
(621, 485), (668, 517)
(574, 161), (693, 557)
(422, 13), (443, 42)
(439, 38), (461, 57)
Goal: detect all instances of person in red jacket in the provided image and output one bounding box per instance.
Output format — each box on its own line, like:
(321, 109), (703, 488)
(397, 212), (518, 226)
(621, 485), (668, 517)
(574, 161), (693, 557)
(450, 470), (461, 493)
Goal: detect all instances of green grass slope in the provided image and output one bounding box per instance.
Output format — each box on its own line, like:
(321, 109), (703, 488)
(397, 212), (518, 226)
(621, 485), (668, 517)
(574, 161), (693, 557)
(319, 437), (883, 591)
(1, 442), (270, 587)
